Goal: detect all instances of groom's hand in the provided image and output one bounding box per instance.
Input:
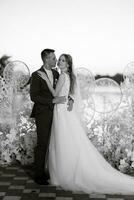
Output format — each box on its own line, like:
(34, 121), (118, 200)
(53, 96), (66, 104)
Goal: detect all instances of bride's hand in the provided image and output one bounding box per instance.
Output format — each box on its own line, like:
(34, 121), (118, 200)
(67, 99), (73, 111)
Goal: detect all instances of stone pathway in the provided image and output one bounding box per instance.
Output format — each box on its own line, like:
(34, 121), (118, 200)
(0, 165), (134, 200)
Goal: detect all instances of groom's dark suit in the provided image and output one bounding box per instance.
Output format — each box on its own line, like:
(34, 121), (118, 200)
(30, 66), (59, 180)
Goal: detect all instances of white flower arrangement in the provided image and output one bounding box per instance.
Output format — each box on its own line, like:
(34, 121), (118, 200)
(0, 83), (134, 177)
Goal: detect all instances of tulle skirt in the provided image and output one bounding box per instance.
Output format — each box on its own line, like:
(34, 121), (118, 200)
(48, 104), (134, 194)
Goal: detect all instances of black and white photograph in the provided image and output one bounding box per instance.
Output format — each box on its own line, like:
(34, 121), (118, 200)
(1, 0), (134, 199)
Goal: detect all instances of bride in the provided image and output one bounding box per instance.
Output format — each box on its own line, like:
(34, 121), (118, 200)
(38, 54), (134, 195)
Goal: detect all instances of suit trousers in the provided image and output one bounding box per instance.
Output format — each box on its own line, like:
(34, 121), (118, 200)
(34, 109), (53, 179)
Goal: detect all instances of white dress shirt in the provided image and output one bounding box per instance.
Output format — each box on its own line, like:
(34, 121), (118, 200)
(44, 69), (53, 86)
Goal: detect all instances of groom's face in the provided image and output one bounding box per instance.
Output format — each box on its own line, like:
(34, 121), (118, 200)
(46, 52), (57, 69)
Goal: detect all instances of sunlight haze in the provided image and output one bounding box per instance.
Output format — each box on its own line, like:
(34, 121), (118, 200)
(1, 0), (134, 75)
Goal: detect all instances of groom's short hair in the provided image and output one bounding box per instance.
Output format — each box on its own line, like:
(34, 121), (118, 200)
(41, 49), (55, 61)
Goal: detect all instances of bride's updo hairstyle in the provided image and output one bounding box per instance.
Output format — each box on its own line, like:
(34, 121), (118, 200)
(61, 54), (76, 95)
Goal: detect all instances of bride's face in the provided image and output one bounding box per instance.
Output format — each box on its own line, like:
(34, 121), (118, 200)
(57, 56), (68, 71)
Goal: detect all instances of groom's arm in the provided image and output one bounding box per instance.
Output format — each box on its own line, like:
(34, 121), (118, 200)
(53, 96), (66, 104)
(30, 72), (53, 105)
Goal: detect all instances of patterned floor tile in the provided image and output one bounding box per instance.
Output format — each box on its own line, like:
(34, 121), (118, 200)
(73, 196), (89, 200)
(6, 167), (20, 170)
(23, 188), (40, 193)
(3, 196), (21, 200)
(0, 182), (10, 186)
(0, 192), (6, 197)
(6, 189), (24, 196)
(1, 174), (15, 177)
(1, 165), (134, 200)
(9, 185), (25, 190)
(13, 177), (28, 180)
(39, 192), (56, 197)
(55, 198), (73, 200)
(107, 198), (124, 200)
(56, 191), (73, 197)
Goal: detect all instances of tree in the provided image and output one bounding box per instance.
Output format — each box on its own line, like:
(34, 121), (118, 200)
(0, 55), (11, 77)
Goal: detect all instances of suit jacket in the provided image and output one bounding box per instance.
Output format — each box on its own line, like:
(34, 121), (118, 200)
(30, 66), (59, 118)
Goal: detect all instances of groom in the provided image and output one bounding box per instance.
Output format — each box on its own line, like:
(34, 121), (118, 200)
(30, 49), (66, 185)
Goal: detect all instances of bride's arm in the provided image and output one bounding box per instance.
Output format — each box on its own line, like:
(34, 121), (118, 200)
(38, 71), (65, 97)
(46, 73), (65, 97)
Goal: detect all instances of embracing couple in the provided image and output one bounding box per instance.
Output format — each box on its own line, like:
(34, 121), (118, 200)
(30, 49), (134, 195)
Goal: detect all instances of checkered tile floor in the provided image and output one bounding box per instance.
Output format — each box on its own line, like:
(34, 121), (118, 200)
(0, 165), (134, 200)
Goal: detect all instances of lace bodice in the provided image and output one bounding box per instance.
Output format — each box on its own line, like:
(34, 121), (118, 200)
(58, 73), (70, 97)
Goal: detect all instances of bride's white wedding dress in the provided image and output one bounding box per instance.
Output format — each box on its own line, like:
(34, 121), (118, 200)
(48, 72), (134, 194)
